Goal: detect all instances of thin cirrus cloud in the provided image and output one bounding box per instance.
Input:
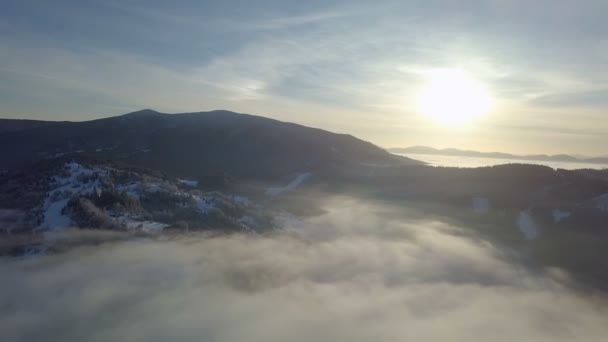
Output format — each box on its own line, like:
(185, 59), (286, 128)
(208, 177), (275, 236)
(529, 90), (608, 108)
(1, 0), (608, 153)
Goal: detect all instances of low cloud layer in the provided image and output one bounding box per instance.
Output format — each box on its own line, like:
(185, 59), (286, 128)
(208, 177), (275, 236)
(2, 198), (607, 341)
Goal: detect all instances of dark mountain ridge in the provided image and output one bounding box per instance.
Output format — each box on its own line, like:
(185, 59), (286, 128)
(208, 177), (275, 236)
(0, 109), (419, 179)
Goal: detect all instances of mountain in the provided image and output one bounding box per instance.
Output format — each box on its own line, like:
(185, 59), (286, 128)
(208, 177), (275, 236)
(0, 109), (419, 180)
(3, 112), (608, 293)
(0, 157), (281, 255)
(0, 108), (424, 241)
(389, 146), (608, 164)
(3, 112), (608, 292)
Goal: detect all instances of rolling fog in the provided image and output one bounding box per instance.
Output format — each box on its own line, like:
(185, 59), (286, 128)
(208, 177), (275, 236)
(2, 197), (607, 342)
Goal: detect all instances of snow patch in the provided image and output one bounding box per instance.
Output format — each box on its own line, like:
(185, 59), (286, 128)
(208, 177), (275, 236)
(129, 221), (168, 233)
(516, 209), (539, 240)
(41, 199), (71, 230)
(144, 183), (163, 193)
(53, 162), (103, 195)
(179, 179), (199, 187)
(38, 162), (106, 230)
(232, 195), (251, 207)
(472, 197), (490, 214)
(22, 245), (48, 258)
(552, 209), (571, 223)
(117, 183), (142, 199)
(592, 193), (608, 212)
(113, 216), (168, 233)
(266, 172), (312, 196)
(239, 216), (256, 226)
(195, 196), (214, 214)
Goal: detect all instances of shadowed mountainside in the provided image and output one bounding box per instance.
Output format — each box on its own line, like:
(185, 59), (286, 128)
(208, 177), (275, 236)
(0, 109), (419, 179)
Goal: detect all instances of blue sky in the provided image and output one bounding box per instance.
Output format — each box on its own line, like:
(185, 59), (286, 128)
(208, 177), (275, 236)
(1, 0), (607, 155)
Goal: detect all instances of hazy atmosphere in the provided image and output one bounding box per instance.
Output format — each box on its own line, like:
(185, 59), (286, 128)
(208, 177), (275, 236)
(4, 198), (608, 342)
(2, 2), (608, 341)
(2, 0), (608, 154)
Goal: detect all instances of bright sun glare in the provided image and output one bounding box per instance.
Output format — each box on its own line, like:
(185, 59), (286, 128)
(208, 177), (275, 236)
(417, 68), (492, 124)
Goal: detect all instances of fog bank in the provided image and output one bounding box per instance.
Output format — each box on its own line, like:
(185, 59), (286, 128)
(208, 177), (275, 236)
(2, 198), (607, 342)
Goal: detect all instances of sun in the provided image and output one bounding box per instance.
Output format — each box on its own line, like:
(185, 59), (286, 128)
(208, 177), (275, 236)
(417, 68), (492, 124)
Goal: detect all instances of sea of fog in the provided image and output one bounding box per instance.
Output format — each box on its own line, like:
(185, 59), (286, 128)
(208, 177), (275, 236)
(2, 197), (608, 341)
(395, 153), (608, 170)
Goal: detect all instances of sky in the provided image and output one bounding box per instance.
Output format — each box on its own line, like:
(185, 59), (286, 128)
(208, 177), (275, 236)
(1, 0), (607, 155)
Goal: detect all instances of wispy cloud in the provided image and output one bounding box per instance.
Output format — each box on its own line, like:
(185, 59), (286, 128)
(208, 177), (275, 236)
(529, 90), (608, 108)
(2, 0), (608, 153)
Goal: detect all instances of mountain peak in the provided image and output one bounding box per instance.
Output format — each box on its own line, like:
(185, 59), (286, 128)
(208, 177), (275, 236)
(122, 109), (163, 117)
(0, 109), (422, 175)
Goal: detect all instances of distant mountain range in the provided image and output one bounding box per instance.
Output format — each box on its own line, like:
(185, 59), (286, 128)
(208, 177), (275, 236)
(389, 146), (608, 165)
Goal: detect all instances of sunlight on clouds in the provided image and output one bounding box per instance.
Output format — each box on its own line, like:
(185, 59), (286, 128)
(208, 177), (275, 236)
(2, 198), (608, 342)
(3, 1), (608, 153)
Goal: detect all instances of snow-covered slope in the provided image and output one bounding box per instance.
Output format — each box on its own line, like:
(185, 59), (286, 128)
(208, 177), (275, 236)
(39, 162), (103, 230)
(266, 172), (312, 196)
(10, 160), (273, 234)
